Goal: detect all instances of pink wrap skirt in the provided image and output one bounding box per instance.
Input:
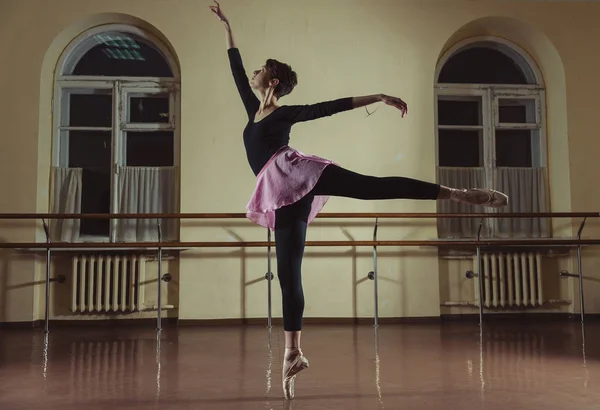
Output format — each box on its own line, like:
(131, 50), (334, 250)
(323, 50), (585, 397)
(246, 146), (334, 230)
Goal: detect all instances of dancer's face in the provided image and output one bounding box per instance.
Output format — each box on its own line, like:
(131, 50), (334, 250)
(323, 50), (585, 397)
(251, 66), (270, 90)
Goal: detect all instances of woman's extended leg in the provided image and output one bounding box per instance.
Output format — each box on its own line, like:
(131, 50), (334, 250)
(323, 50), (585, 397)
(274, 194), (313, 400)
(311, 165), (508, 206)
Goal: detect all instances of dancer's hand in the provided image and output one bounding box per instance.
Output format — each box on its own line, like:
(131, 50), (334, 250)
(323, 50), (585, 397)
(209, 0), (229, 24)
(381, 94), (408, 117)
(211, 0), (236, 48)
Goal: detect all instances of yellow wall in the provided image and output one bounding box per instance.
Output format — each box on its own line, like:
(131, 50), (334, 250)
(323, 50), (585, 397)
(1, 0), (599, 323)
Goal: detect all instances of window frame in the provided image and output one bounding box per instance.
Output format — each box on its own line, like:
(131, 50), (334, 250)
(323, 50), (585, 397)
(52, 24), (180, 242)
(492, 88), (547, 169)
(435, 87), (547, 171)
(435, 88), (490, 172)
(434, 37), (548, 237)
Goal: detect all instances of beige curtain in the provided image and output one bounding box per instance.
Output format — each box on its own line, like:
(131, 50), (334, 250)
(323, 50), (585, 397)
(437, 167), (488, 238)
(436, 166), (550, 238)
(494, 167), (551, 238)
(50, 167), (82, 242)
(114, 166), (179, 242)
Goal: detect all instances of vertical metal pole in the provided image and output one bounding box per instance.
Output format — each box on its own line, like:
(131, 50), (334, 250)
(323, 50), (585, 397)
(267, 228), (272, 329)
(577, 218), (587, 323)
(577, 245), (584, 323)
(45, 247), (51, 334)
(373, 218), (379, 328)
(477, 245), (484, 326)
(157, 220), (163, 332)
(42, 219), (51, 334)
(476, 219), (484, 327)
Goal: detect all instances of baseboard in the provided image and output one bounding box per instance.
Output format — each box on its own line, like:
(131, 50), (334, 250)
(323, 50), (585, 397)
(441, 313), (600, 322)
(179, 313), (597, 327)
(0, 321), (41, 329)
(2, 313), (599, 329)
(177, 316), (440, 327)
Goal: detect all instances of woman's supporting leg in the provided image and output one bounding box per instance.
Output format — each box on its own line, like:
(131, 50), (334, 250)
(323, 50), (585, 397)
(274, 194), (313, 399)
(275, 193), (313, 333)
(312, 165), (508, 207)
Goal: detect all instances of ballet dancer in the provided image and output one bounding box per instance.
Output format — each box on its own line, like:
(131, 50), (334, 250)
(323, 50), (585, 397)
(209, 0), (507, 400)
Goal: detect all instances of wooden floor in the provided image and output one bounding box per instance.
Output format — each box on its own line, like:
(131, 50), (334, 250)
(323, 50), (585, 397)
(0, 320), (598, 409)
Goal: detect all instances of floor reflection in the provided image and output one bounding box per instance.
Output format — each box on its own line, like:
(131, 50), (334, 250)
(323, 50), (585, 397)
(0, 321), (597, 409)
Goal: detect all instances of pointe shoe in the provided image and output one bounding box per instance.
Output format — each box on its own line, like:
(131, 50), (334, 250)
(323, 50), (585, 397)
(451, 188), (508, 208)
(282, 350), (309, 400)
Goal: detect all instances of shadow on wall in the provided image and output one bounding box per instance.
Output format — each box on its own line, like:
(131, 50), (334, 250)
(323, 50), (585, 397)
(0, 245), (41, 323)
(179, 220), (438, 320)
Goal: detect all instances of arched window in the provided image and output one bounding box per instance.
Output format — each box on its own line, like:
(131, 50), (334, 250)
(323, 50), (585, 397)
(435, 38), (550, 238)
(51, 25), (180, 242)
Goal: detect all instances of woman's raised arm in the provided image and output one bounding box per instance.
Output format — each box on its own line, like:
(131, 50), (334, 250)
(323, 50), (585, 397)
(210, 1), (259, 117)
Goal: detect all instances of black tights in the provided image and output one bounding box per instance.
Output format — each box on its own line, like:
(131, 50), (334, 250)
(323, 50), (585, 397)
(274, 165), (441, 331)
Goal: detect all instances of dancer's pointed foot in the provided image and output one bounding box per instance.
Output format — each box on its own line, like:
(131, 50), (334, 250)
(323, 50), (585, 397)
(450, 188), (508, 208)
(282, 349), (309, 400)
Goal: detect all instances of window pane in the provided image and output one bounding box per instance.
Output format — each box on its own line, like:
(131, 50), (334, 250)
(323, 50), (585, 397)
(66, 90), (112, 127)
(438, 129), (483, 167)
(498, 98), (536, 124)
(126, 131), (174, 166)
(68, 131), (112, 168)
(495, 129), (534, 167)
(438, 98), (481, 126)
(129, 94), (169, 123)
(72, 32), (173, 77)
(438, 46), (530, 85)
(66, 131), (112, 237)
(80, 168), (111, 236)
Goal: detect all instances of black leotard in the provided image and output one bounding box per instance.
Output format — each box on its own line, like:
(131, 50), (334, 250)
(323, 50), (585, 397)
(228, 48), (354, 175)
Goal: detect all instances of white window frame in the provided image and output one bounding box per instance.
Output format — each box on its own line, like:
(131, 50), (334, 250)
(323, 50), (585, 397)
(52, 24), (181, 242)
(434, 37), (548, 235)
(435, 88), (490, 178)
(435, 87), (547, 170)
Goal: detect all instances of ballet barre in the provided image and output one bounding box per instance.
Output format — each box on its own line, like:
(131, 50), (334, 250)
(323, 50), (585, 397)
(0, 211), (598, 219)
(0, 211), (597, 333)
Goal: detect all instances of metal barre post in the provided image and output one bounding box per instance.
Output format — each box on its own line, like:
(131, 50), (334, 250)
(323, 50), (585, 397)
(157, 220), (163, 332)
(42, 219), (51, 334)
(267, 228), (272, 329)
(373, 218), (379, 328)
(577, 217), (587, 323)
(476, 219), (484, 327)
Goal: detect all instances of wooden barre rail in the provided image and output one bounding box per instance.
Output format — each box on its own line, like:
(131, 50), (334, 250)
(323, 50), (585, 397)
(4, 238), (600, 249)
(0, 212), (598, 220)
